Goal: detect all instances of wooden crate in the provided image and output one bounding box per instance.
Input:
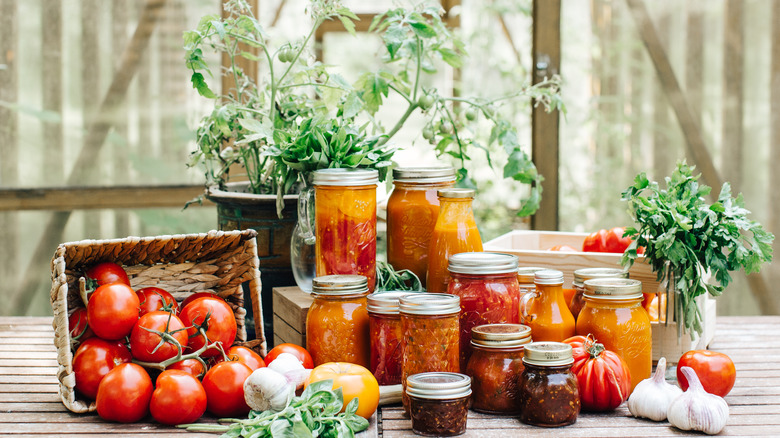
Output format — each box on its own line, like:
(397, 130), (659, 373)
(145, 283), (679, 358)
(272, 286), (312, 347)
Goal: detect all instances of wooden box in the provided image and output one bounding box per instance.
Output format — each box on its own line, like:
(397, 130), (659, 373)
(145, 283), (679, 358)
(272, 286), (313, 347)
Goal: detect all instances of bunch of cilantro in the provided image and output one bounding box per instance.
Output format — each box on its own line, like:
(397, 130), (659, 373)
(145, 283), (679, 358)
(621, 161), (773, 336)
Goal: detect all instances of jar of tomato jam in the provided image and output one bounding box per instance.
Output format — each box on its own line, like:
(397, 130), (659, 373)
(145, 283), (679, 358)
(406, 372), (471, 437)
(367, 290), (418, 385)
(313, 168), (378, 291)
(520, 270), (576, 342)
(306, 275), (370, 368)
(400, 293), (461, 413)
(387, 167), (456, 288)
(518, 342), (580, 427)
(465, 324), (531, 414)
(447, 252), (521, 371)
(576, 278), (651, 393)
(570, 268), (628, 318)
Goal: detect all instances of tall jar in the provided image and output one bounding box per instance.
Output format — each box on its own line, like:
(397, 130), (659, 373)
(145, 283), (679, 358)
(517, 267), (545, 324)
(575, 278), (651, 393)
(406, 372), (472, 437)
(306, 275), (370, 367)
(447, 252), (521, 371)
(400, 293), (461, 413)
(367, 290), (417, 385)
(313, 168), (378, 291)
(520, 270), (576, 342)
(426, 189), (483, 293)
(387, 167), (456, 288)
(518, 342), (580, 427)
(465, 324), (531, 414)
(570, 268), (629, 319)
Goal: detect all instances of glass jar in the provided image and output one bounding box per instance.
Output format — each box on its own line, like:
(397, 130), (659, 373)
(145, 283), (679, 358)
(426, 188), (483, 293)
(367, 290), (417, 385)
(575, 278), (651, 393)
(570, 268), (629, 319)
(520, 270), (576, 342)
(306, 275), (370, 367)
(406, 372), (471, 437)
(387, 167), (456, 288)
(447, 252), (521, 371)
(518, 342), (580, 427)
(517, 267), (545, 324)
(400, 293), (461, 413)
(313, 169), (378, 291)
(465, 324), (531, 414)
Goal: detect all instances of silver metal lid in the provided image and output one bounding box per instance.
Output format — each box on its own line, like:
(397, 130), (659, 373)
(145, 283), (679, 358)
(447, 252), (519, 275)
(406, 372), (472, 400)
(583, 278), (643, 301)
(517, 267), (546, 284)
(367, 291), (417, 314)
(399, 293), (460, 316)
(312, 168), (379, 186)
(573, 267), (629, 287)
(392, 167), (457, 183)
(471, 324), (532, 349)
(437, 188), (475, 199)
(311, 275), (369, 296)
(522, 342), (574, 367)
(534, 269), (564, 285)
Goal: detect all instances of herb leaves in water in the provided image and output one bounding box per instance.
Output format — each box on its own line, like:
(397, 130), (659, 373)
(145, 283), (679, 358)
(375, 261), (423, 292)
(180, 379), (369, 438)
(621, 161), (773, 336)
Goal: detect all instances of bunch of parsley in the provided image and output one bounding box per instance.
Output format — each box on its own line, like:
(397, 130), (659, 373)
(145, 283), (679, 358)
(621, 161), (773, 336)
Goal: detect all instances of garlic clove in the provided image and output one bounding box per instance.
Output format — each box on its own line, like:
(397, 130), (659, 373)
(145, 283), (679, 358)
(667, 366), (729, 435)
(627, 357), (683, 421)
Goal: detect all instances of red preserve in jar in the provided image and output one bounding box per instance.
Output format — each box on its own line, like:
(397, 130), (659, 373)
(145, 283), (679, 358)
(518, 342), (580, 427)
(367, 291), (418, 385)
(406, 372), (472, 437)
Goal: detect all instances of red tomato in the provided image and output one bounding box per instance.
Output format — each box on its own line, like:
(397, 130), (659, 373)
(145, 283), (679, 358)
(564, 335), (631, 411)
(68, 308), (94, 342)
(86, 262), (130, 287)
(72, 338), (132, 400)
(265, 343), (314, 369)
(179, 297), (237, 358)
(548, 244), (578, 252)
(130, 311), (189, 363)
(582, 229), (609, 252)
(677, 350), (736, 397)
(87, 283), (140, 340)
(150, 370), (207, 425)
(582, 227), (640, 254)
(180, 291), (224, 311)
(137, 287), (179, 316)
(215, 346), (266, 371)
(305, 362), (379, 419)
(168, 358), (207, 378)
(202, 361), (252, 417)
(96, 363), (153, 423)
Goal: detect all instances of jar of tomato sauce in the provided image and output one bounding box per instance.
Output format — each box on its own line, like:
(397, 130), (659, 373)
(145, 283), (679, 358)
(520, 270), (575, 342)
(406, 372), (472, 437)
(387, 167), (456, 288)
(570, 267), (628, 319)
(306, 275), (370, 368)
(517, 267), (545, 324)
(400, 293), (461, 413)
(367, 290), (418, 385)
(447, 252), (521, 371)
(575, 278), (651, 393)
(465, 324), (531, 414)
(426, 188), (483, 293)
(313, 168), (378, 291)
(518, 342), (580, 427)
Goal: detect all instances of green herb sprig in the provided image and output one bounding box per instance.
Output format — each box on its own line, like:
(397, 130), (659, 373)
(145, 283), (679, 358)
(621, 161), (773, 336)
(375, 261), (423, 292)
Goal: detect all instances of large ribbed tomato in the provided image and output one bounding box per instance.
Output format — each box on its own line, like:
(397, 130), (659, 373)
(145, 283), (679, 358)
(563, 335), (631, 412)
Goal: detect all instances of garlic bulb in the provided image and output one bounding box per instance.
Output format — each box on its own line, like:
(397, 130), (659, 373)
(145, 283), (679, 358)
(243, 367), (295, 412)
(627, 357), (683, 421)
(667, 366), (729, 435)
(268, 352), (305, 374)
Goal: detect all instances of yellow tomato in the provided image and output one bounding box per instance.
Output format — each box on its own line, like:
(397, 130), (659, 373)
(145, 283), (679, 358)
(305, 362), (379, 419)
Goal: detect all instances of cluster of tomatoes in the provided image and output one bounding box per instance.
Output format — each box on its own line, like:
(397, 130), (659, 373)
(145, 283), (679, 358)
(68, 261), (312, 425)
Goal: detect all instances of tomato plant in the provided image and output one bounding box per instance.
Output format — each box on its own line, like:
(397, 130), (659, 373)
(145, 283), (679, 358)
(130, 311), (189, 363)
(72, 338), (132, 400)
(137, 287), (178, 316)
(96, 363), (153, 423)
(68, 308), (93, 342)
(677, 350), (736, 397)
(180, 291), (223, 311)
(179, 296), (237, 357)
(202, 361), (252, 417)
(564, 335), (631, 411)
(86, 262), (130, 287)
(150, 370), (207, 425)
(168, 358), (206, 378)
(215, 345), (266, 371)
(87, 283), (140, 340)
(265, 343), (313, 369)
(305, 362), (379, 419)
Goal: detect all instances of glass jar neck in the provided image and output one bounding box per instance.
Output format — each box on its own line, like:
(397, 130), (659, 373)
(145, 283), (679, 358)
(394, 180), (455, 190)
(583, 297), (642, 308)
(451, 272), (517, 281)
(472, 344), (525, 353)
(438, 197), (474, 216)
(535, 283), (564, 301)
(523, 362), (572, 372)
(313, 292), (368, 301)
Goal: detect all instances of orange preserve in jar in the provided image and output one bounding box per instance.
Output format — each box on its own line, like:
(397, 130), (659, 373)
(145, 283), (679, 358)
(387, 167), (456, 288)
(400, 293), (460, 413)
(447, 252), (521, 371)
(520, 270), (576, 342)
(306, 275), (370, 367)
(570, 268), (628, 319)
(367, 291), (417, 386)
(517, 267), (545, 323)
(576, 278), (651, 393)
(426, 188), (483, 293)
(313, 169), (378, 291)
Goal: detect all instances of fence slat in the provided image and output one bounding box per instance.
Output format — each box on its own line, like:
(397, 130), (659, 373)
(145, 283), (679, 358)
(652, 10), (672, 178)
(113, 0), (131, 237)
(722, 0), (744, 192)
(43, 1), (64, 184)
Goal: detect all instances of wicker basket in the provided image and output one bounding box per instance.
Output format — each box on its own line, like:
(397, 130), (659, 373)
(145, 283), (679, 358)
(50, 229), (263, 414)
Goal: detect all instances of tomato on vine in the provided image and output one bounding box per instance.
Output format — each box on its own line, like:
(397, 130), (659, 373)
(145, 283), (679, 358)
(68, 308), (93, 342)
(85, 262), (130, 287)
(73, 338), (132, 400)
(137, 287), (178, 316)
(168, 358), (206, 378)
(179, 296), (237, 358)
(202, 361), (252, 417)
(96, 363), (153, 423)
(87, 283), (140, 340)
(464, 107), (478, 121)
(215, 345), (266, 371)
(130, 311), (189, 363)
(180, 291), (223, 311)
(417, 94), (435, 110)
(422, 125), (435, 141)
(150, 370), (207, 425)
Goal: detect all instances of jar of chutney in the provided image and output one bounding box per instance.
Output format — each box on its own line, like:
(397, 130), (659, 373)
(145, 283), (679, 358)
(406, 372), (471, 437)
(518, 342), (580, 427)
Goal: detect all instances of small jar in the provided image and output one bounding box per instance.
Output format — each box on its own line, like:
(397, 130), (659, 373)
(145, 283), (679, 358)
(520, 270), (576, 342)
(306, 275), (370, 367)
(465, 324), (531, 414)
(368, 291), (417, 385)
(518, 342), (580, 427)
(400, 293), (461, 413)
(406, 372), (471, 437)
(570, 268), (629, 318)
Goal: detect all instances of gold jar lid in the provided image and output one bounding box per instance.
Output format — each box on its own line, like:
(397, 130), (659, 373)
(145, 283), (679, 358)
(471, 324), (532, 349)
(522, 342), (574, 367)
(406, 372), (472, 400)
(399, 293), (460, 316)
(517, 267), (546, 284)
(573, 267), (628, 287)
(367, 290), (418, 314)
(534, 269), (564, 285)
(448, 252), (519, 275)
(312, 168), (378, 186)
(311, 275), (369, 296)
(437, 188), (475, 199)
(392, 167), (456, 183)
(583, 278), (643, 301)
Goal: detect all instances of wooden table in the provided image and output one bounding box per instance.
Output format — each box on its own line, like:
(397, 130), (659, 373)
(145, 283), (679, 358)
(2, 316), (779, 437)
